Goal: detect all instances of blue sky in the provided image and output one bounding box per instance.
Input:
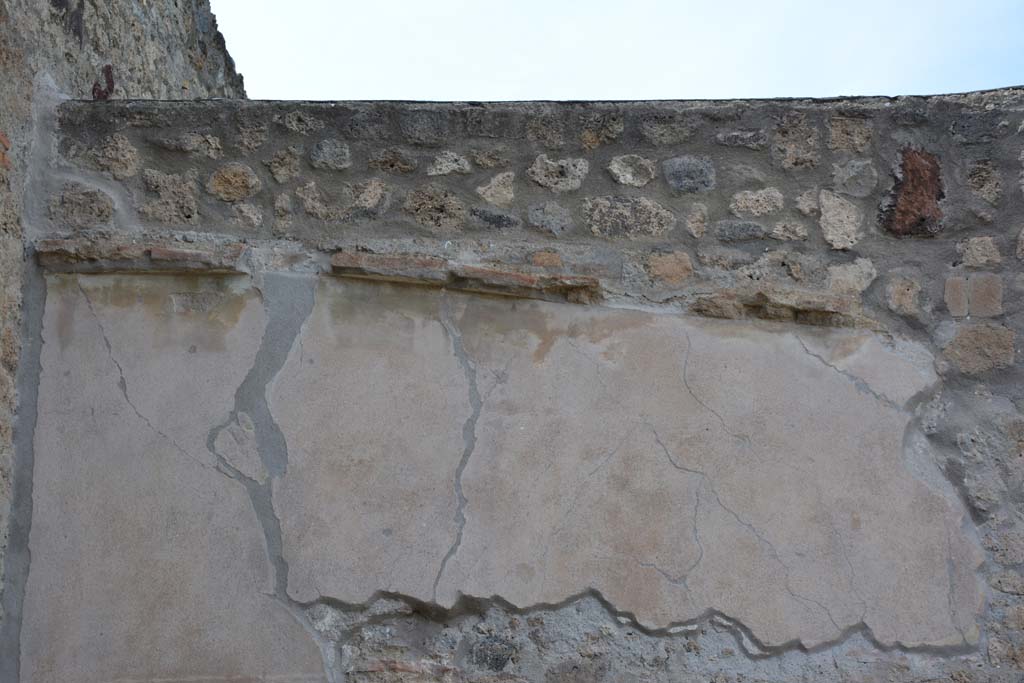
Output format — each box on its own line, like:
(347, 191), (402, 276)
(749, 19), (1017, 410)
(211, 0), (1024, 101)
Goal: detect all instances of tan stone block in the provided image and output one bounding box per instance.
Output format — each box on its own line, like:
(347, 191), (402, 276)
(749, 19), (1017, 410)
(945, 276), (969, 317)
(646, 251), (694, 285)
(968, 273), (1003, 318)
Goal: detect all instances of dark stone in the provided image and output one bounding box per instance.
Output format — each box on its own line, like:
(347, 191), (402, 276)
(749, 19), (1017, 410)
(471, 206), (521, 230)
(715, 220), (768, 242)
(880, 148), (944, 237)
(469, 635), (516, 671)
(662, 156), (715, 194)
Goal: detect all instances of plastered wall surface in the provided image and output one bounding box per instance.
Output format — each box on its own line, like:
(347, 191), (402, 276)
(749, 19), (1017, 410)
(0, 1), (244, 652)
(1, 93), (1021, 682)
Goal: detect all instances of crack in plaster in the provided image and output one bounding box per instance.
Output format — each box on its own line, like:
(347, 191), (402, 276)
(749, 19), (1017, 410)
(432, 292), (483, 603)
(680, 331), (752, 448)
(77, 283), (213, 472)
(794, 334), (902, 411)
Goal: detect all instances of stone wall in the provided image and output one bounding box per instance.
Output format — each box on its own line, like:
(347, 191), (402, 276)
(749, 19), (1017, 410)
(0, 0), (243, 675)
(6, 92), (1024, 682)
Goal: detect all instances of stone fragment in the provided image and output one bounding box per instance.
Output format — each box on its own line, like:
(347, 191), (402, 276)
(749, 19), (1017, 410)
(49, 182), (114, 229)
(827, 258), (877, 295)
(607, 154), (656, 187)
(772, 112), (820, 169)
(526, 116), (565, 147)
(295, 181), (347, 220)
(828, 117), (872, 152)
(796, 189), (819, 217)
(967, 160), (1001, 204)
(832, 159), (878, 198)
(715, 220), (768, 242)
(227, 202), (260, 228)
(152, 132), (223, 159)
(968, 273), (1003, 318)
(275, 110), (324, 134)
(527, 155), (589, 192)
(86, 133), (139, 179)
(770, 221), (808, 241)
(399, 109), (450, 145)
(945, 277), (968, 317)
(983, 529), (1024, 566)
(476, 171), (515, 207)
(716, 129), (768, 150)
(663, 156), (715, 194)
(309, 138), (352, 171)
(943, 323), (1015, 374)
(274, 193), (292, 218)
(819, 190), (862, 250)
(886, 276), (922, 317)
(640, 116), (698, 145)
(404, 185), (467, 232)
(369, 147), (418, 174)
(645, 251), (693, 285)
(992, 573), (1024, 595)
(139, 169), (199, 224)
(527, 202), (573, 236)
(685, 203), (708, 238)
(470, 146), (510, 169)
(880, 148), (944, 237)
(470, 207), (521, 230)
(580, 113), (624, 149)
(697, 247), (759, 269)
(959, 236), (1002, 268)
(583, 196), (675, 238)
(729, 187), (784, 217)
(426, 151), (471, 176)
(206, 162), (261, 202)
(351, 178), (391, 217)
(264, 146), (302, 183)
(237, 119), (269, 151)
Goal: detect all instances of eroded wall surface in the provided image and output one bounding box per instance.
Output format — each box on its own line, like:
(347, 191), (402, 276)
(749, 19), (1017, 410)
(5, 94), (1024, 681)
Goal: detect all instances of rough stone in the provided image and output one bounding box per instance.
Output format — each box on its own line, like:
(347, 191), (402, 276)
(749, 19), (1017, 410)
(968, 273), (1003, 318)
(404, 185), (468, 232)
(944, 323), (1016, 374)
(662, 156), (715, 194)
(476, 172), (515, 207)
(828, 117), (872, 152)
(584, 196), (675, 238)
(207, 162), (261, 202)
(886, 276), (922, 317)
(275, 111), (324, 134)
(153, 132), (223, 159)
(427, 151), (471, 176)
(881, 148), (944, 237)
(832, 159), (878, 198)
(82, 133), (139, 180)
(645, 251), (693, 285)
(640, 116), (698, 145)
(527, 202), (573, 236)
(369, 147), (418, 174)
(959, 236), (1002, 268)
(580, 113), (624, 149)
(729, 187), (784, 217)
(310, 138), (352, 171)
(270, 281), (980, 649)
(232, 203), (263, 229)
(796, 189), (819, 216)
(471, 207), (521, 230)
(945, 277), (969, 317)
(819, 190), (862, 250)
(714, 220), (768, 242)
(48, 182), (114, 229)
(527, 155), (589, 193)
(139, 169), (200, 224)
(265, 146), (303, 183)
(685, 202), (709, 238)
(770, 220), (808, 241)
(1018, 227), (1024, 260)
(772, 112), (820, 169)
(607, 155), (656, 187)
(827, 258), (877, 295)
(967, 160), (1002, 204)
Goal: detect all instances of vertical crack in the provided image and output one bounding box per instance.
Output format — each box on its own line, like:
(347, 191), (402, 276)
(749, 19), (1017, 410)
(680, 331), (751, 448)
(432, 292), (482, 603)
